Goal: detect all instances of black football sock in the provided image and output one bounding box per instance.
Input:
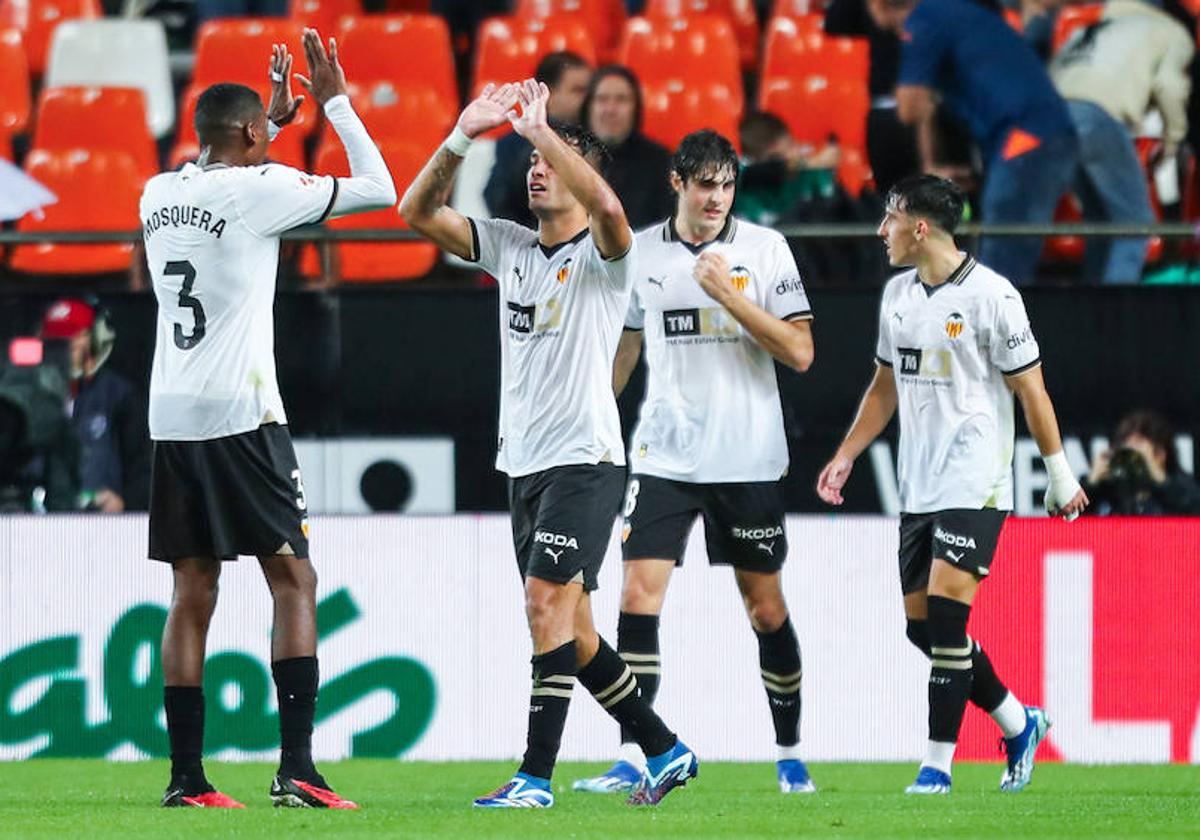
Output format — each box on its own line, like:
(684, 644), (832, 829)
(164, 685), (210, 791)
(273, 656), (323, 783)
(517, 642), (577, 780)
(617, 612), (661, 746)
(926, 596), (974, 745)
(757, 617), (803, 748)
(579, 637), (676, 759)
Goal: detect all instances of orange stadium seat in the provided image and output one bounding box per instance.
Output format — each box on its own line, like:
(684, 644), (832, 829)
(170, 83), (307, 169)
(33, 86), (157, 176)
(641, 79), (741, 151)
(301, 139), (436, 282)
(761, 14), (868, 86)
(514, 0), (626, 63)
(289, 0), (360, 36)
(9, 149), (145, 274)
(340, 83), (449, 150)
(760, 74), (868, 151)
(1052, 3), (1103, 54)
(472, 15), (596, 97)
(644, 0), (760, 71)
(0, 0), (99, 78)
(618, 15), (743, 116)
(770, 0), (823, 17)
(337, 15), (456, 105)
(0, 27), (31, 142)
(191, 18), (305, 86)
(382, 0), (429, 10)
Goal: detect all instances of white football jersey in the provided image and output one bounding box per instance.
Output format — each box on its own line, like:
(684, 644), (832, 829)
(469, 218), (636, 477)
(625, 217), (813, 483)
(142, 162), (337, 441)
(875, 255), (1041, 513)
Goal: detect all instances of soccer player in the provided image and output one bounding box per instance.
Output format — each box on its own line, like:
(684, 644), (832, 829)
(399, 79), (697, 808)
(574, 130), (818, 795)
(142, 31), (396, 808)
(815, 174), (1088, 794)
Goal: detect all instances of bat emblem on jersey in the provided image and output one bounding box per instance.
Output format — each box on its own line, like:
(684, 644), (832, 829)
(757, 541), (776, 556)
(556, 257), (573, 284)
(945, 312), (965, 340)
(544, 547), (564, 564)
(730, 265), (752, 292)
(647, 276), (665, 290)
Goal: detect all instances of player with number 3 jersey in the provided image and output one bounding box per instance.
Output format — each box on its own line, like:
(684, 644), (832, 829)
(141, 31), (395, 810)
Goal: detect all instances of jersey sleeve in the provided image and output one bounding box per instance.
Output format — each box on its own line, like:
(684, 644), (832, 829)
(989, 288), (1041, 375)
(625, 284), (645, 330)
(233, 165), (338, 237)
(466, 217), (533, 286)
(897, 3), (949, 89)
(762, 234), (813, 321)
(875, 284), (894, 367)
(590, 228), (638, 292)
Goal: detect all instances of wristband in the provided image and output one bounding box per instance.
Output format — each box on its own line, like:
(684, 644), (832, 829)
(443, 125), (473, 157)
(1043, 451), (1075, 486)
(268, 119), (281, 141)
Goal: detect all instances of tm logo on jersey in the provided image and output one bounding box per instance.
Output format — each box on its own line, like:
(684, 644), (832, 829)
(663, 308), (739, 341)
(933, 526), (977, 549)
(507, 299), (563, 336)
(897, 347), (952, 382)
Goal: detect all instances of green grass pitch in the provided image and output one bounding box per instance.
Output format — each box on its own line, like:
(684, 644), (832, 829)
(1, 760), (1197, 839)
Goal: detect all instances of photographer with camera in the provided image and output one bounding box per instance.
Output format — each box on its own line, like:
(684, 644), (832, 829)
(40, 299), (150, 513)
(1083, 410), (1200, 516)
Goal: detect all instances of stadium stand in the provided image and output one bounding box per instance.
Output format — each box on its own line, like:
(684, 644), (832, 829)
(170, 83), (307, 169)
(301, 139), (438, 281)
(289, 0), (361, 37)
(9, 149), (145, 274)
(760, 14), (869, 90)
(0, 0), (99, 78)
(513, 0), (625, 63)
(1052, 3), (1103, 55)
(643, 0), (761, 71)
(640, 78), (741, 152)
(0, 26), (30, 155)
(32, 86), (158, 176)
(43, 19), (175, 138)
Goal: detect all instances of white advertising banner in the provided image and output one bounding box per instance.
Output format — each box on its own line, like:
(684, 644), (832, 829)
(2, 516), (1196, 763)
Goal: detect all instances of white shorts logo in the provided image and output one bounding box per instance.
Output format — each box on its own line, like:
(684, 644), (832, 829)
(732, 526), (783, 541)
(934, 526), (977, 549)
(534, 531), (579, 550)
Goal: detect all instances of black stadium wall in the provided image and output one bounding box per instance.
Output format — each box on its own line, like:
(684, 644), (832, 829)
(1, 286), (1196, 512)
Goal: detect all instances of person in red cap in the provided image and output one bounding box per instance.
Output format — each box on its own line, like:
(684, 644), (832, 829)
(41, 298), (150, 513)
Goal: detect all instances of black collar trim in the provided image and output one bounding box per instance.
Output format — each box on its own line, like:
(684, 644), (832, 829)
(917, 253), (975, 297)
(663, 215), (737, 253)
(536, 227), (589, 259)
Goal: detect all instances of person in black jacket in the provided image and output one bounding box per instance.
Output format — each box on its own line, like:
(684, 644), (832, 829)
(1083, 409), (1200, 516)
(582, 65), (673, 229)
(41, 298), (151, 512)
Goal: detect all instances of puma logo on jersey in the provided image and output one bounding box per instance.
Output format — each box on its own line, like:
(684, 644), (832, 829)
(543, 547), (564, 563)
(934, 526), (976, 549)
(945, 549), (965, 563)
(512, 265), (524, 284)
(647, 276), (665, 290)
(757, 541), (776, 556)
(892, 311), (904, 324)
(534, 530), (579, 550)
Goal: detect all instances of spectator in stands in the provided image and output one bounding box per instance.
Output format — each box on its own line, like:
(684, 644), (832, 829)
(875, 0), (1079, 285)
(735, 110), (841, 227)
(1083, 409), (1200, 515)
(1050, 0), (1193, 284)
(41, 299), (150, 512)
(581, 65), (672, 229)
(484, 51), (592, 228)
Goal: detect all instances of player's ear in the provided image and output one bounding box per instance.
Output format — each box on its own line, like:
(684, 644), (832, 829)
(914, 218), (928, 241)
(669, 170), (683, 195)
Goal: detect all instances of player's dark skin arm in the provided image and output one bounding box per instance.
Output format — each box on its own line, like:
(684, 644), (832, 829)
(613, 329), (642, 395)
(693, 251), (814, 373)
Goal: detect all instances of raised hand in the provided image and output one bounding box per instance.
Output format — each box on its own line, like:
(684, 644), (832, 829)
(816, 455), (854, 506)
(458, 82), (518, 139)
(293, 28), (348, 106)
(267, 42), (304, 126)
(507, 78), (550, 140)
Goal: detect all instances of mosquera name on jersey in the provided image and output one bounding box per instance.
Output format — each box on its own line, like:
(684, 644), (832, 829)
(626, 217), (813, 483)
(875, 255), (1041, 513)
(468, 217), (637, 477)
(142, 162), (338, 441)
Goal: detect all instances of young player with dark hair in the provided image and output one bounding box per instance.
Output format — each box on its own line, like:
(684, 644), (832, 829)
(400, 79), (697, 809)
(142, 31), (396, 809)
(816, 173), (1088, 794)
(575, 129), (817, 795)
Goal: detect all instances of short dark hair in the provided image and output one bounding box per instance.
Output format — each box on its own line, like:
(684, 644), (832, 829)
(1115, 409), (1180, 474)
(739, 111), (790, 162)
(550, 119), (610, 169)
(671, 129), (739, 184)
(581, 64), (644, 134)
(886, 174), (966, 234)
(195, 83), (263, 147)
(535, 51), (590, 89)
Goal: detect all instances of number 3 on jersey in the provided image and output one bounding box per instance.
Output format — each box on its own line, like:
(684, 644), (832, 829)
(164, 260), (206, 350)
